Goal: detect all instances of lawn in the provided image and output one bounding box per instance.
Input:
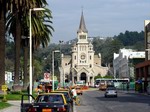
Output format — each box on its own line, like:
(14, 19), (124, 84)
(0, 93), (37, 100)
(0, 102), (11, 109)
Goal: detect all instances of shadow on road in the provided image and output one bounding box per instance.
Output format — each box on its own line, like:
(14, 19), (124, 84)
(95, 92), (150, 106)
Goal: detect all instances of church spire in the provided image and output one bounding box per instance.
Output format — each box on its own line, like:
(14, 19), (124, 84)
(77, 11), (88, 33)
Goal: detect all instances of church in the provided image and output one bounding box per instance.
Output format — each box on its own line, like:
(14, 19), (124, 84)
(59, 11), (108, 86)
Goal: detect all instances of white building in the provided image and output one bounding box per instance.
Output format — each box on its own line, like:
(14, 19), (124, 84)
(113, 48), (145, 79)
(59, 11), (108, 86)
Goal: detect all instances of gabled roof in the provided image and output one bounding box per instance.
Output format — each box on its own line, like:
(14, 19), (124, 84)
(77, 11), (88, 33)
(77, 67), (90, 74)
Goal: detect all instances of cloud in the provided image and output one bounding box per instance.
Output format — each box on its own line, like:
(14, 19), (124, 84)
(47, 0), (150, 43)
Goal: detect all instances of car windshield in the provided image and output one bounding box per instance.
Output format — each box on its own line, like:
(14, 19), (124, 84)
(107, 87), (116, 90)
(61, 92), (69, 100)
(53, 91), (70, 100)
(36, 95), (64, 103)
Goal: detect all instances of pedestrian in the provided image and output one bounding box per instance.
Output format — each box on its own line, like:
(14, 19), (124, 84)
(71, 86), (77, 100)
(126, 82), (129, 92)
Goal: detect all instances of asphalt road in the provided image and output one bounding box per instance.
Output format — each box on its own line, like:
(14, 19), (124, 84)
(1, 89), (150, 112)
(76, 89), (150, 112)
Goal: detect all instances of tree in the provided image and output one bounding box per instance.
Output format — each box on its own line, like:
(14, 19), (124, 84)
(103, 75), (114, 79)
(0, 0), (10, 88)
(92, 37), (104, 54)
(32, 59), (42, 81)
(6, 0), (34, 85)
(6, 0), (53, 87)
(114, 30), (144, 46)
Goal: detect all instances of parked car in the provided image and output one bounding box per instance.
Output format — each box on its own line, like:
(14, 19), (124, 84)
(105, 86), (117, 98)
(21, 93), (72, 112)
(54, 90), (73, 100)
(56, 88), (73, 98)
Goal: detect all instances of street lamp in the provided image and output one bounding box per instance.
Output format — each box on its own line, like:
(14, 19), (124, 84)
(29, 8), (45, 102)
(52, 50), (60, 91)
(59, 40), (63, 87)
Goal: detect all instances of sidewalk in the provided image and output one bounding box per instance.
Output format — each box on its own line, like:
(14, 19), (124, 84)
(0, 101), (20, 112)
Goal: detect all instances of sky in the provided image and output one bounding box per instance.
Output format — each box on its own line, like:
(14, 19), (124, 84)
(48, 0), (150, 43)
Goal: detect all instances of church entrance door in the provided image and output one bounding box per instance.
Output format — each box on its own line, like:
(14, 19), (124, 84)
(80, 72), (87, 84)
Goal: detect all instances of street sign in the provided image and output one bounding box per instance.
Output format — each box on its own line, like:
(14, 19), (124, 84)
(2, 85), (7, 91)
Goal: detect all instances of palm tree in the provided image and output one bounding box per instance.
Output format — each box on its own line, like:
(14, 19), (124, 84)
(21, 9), (54, 88)
(6, 0), (42, 85)
(18, 17), (29, 89)
(0, 0), (10, 88)
(32, 8), (54, 49)
(6, 0), (53, 88)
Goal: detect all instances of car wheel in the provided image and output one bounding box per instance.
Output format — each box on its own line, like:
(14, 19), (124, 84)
(105, 95), (107, 98)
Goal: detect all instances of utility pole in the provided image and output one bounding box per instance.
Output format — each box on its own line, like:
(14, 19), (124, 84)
(59, 40), (64, 87)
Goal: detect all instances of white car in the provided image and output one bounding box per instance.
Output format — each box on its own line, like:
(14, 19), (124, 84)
(105, 86), (117, 97)
(94, 83), (99, 88)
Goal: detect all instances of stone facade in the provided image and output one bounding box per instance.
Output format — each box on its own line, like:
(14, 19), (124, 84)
(59, 11), (108, 86)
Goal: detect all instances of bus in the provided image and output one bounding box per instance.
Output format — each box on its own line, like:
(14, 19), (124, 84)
(95, 78), (130, 89)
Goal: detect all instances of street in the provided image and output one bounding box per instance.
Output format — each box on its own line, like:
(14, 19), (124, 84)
(76, 89), (150, 112)
(1, 89), (150, 112)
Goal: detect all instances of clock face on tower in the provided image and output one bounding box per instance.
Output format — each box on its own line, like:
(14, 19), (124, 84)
(80, 53), (86, 60)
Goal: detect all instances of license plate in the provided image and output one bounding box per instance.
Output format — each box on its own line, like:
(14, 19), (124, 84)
(42, 109), (52, 112)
